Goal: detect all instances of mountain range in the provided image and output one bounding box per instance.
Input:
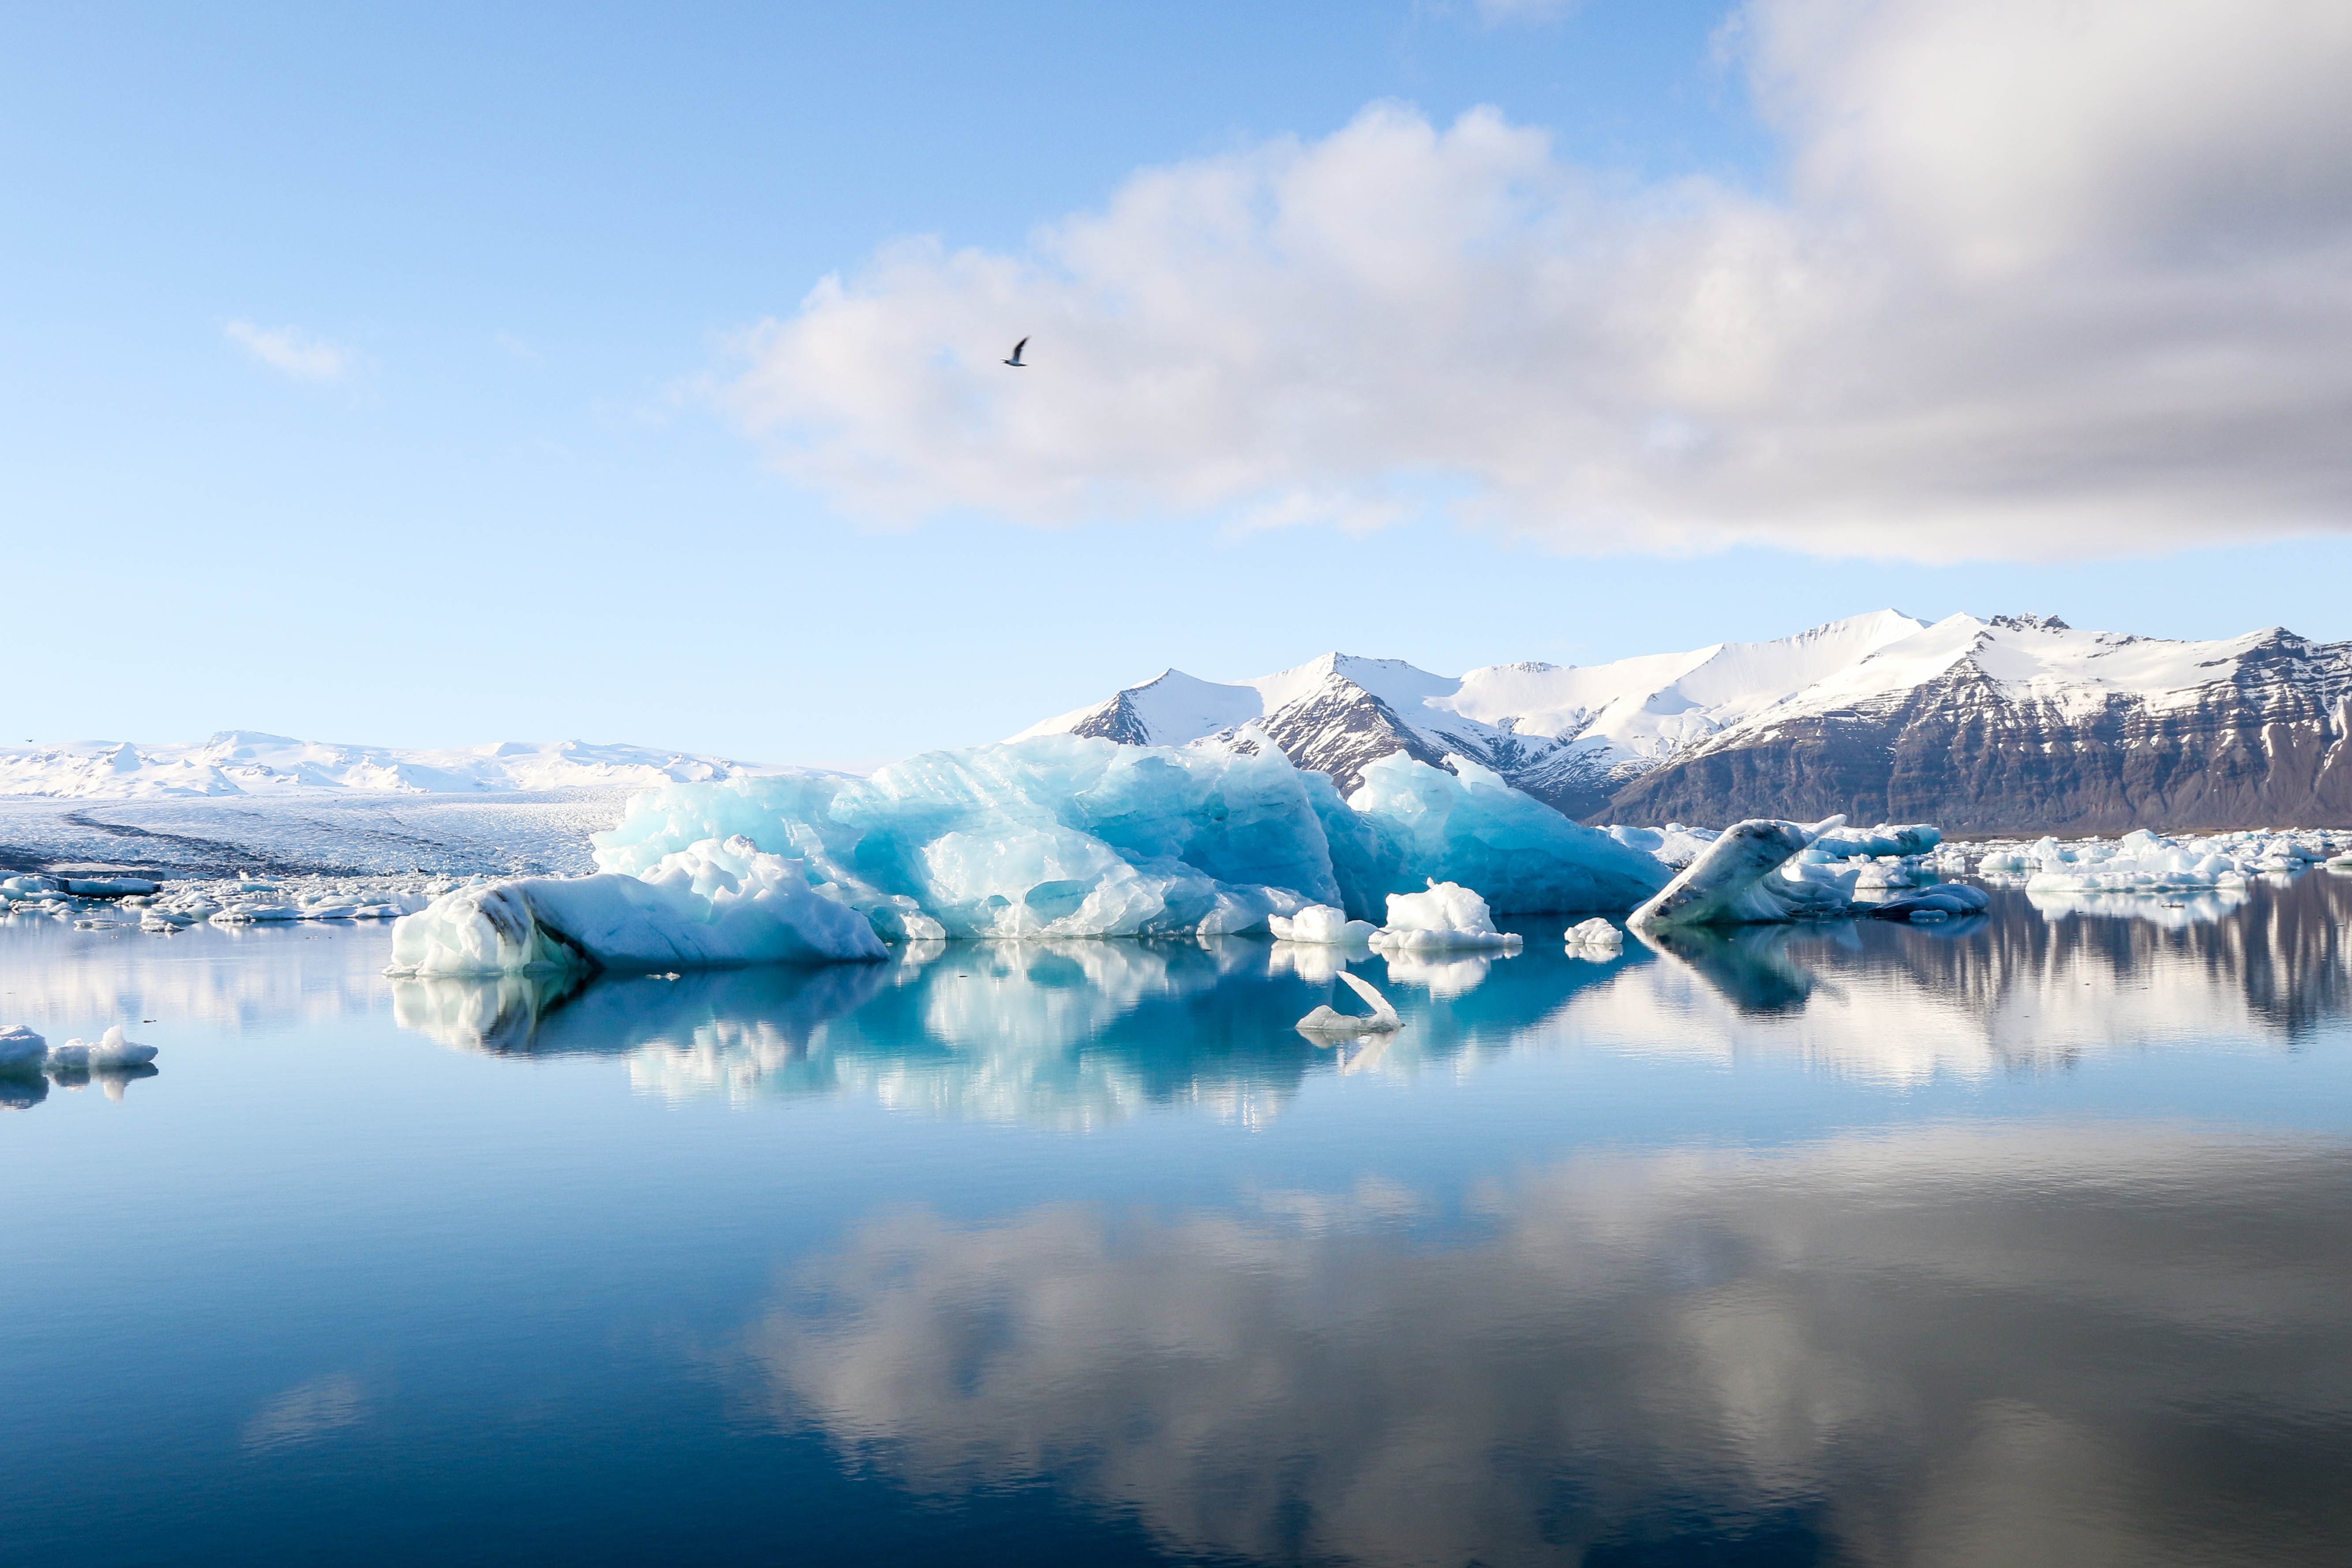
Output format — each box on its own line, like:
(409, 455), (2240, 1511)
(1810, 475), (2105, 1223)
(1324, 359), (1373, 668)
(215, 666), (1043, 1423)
(0, 733), (776, 800)
(1016, 612), (2352, 833)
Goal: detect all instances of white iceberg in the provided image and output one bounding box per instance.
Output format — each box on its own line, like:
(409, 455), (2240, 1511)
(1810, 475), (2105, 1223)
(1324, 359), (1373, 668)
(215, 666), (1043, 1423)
(1267, 904), (1378, 944)
(1563, 917), (1625, 951)
(592, 736), (1670, 942)
(1629, 817), (1863, 929)
(2015, 829), (2252, 893)
(51, 1025), (160, 1072)
(1295, 970), (1401, 1036)
(1369, 879), (1521, 952)
(386, 835), (888, 976)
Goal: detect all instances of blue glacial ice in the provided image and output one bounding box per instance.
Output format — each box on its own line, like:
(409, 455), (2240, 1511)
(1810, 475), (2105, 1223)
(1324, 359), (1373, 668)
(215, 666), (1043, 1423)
(591, 737), (1670, 950)
(389, 737), (1673, 973)
(388, 834), (888, 976)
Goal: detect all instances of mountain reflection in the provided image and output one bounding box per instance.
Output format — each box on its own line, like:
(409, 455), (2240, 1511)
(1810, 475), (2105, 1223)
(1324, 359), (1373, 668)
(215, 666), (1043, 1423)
(729, 1126), (2352, 1567)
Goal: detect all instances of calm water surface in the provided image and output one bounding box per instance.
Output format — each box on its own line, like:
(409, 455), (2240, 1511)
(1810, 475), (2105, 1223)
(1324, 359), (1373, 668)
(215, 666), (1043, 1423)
(6, 878), (2352, 1566)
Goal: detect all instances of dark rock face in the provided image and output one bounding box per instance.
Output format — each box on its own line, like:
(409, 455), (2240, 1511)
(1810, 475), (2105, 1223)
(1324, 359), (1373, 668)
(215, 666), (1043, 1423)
(1607, 631), (2352, 832)
(1067, 692), (1154, 747)
(1209, 674), (1453, 797)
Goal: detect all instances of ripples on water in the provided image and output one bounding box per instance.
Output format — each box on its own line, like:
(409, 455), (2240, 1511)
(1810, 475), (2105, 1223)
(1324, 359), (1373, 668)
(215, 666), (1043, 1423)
(6, 876), (2352, 1565)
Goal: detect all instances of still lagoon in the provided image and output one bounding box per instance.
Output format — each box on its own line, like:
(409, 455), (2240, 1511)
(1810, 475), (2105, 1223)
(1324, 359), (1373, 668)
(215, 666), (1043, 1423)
(6, 878), (2352, 1565)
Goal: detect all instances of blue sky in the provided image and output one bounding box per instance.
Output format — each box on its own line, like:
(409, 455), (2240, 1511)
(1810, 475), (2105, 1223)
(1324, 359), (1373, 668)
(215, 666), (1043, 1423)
(9, 1), (2350, 766)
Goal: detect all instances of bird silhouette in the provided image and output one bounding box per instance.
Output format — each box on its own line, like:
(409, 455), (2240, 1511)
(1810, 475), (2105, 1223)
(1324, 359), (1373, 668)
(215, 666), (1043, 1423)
(1002, 337), (1028, 367)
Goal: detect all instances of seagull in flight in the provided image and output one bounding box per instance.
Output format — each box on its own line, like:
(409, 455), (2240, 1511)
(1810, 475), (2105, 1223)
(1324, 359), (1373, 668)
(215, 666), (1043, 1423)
(1002, 337), (1029, 368)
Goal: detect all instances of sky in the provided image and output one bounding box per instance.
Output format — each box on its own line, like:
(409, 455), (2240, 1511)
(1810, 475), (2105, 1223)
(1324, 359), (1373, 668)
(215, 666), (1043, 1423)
(7, 0), (2351, 767)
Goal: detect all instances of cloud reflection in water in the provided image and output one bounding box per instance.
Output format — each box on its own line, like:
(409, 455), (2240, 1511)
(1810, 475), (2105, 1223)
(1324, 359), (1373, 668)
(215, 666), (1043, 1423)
(726, 1126), (2352, 1567)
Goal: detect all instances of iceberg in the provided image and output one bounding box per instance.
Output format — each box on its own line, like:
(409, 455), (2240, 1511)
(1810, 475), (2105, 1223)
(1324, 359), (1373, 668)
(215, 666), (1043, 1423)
(1564, 917), (1625, 951)
(1370, 879), (1521, 952)
(0, 1024), (45, 1074)
(592, 736), (1670, 941)
(1629, 817), (1862, 928)
(1268, 904), (1379, 944)
(387, 835), (887, 976)
(1295, 970), (1401, 1037)
(1866, 883), (1991, 921)
(1807, 824), (1941, 860)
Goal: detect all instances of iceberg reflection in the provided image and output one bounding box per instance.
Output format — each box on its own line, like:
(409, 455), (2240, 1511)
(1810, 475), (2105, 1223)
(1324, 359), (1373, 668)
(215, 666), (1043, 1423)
(730, 1126), (2352, 1568)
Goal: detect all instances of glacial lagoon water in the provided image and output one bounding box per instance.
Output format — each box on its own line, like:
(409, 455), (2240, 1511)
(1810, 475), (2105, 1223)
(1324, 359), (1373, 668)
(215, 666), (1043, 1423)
(7, 879), (2352, 1567)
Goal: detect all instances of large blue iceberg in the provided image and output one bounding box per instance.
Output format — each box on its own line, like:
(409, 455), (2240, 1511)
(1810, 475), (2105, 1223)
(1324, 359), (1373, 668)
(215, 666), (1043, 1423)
(386, 737), (1671, 974)
(592, 737), (1669, 944)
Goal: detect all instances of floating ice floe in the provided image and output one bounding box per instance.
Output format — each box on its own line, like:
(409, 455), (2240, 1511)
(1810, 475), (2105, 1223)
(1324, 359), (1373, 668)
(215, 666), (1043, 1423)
(1630, 817), (1863, 929)
(0, 1024), (158, 1078)
(1368, 879), (1521, 953)
(1563, 917), (1625, 952)
(590, 736), (1667, 949)
(1973, 827), (2341, 891)
(1295, 970), (1401, 1036)
(0, 1024), (46, 1073)
(1267, 904), (1379, 944)
(1865, 883), (1991, 922)
(386, 834), (888, 977)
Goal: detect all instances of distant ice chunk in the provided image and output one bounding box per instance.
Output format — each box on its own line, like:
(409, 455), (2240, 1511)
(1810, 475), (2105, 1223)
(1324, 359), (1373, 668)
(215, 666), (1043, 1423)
(1630, 816), (1862, 928)
(1807, 824), (1941, 860)
(84, 1025), (157, 1069)
(1268, 904), (1379, 944)
(1295, 970), (1401, 1036)
(386, 835), (887, 976)
(63, 877), (159, 896)
(1370, 879), (1521, 952)
(0, 1025), (46, 1073)
(1867, 883), (1991, 921)
(1563, 917), (1624, 951)
(2017, 828), (2252, 892)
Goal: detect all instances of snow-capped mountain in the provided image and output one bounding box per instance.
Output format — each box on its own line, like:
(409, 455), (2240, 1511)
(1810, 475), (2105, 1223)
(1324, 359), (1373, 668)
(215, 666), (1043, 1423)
(0, 732), (779, 800)
(1015, 612), (1928, 816)
(1018, 612), (2352, 831)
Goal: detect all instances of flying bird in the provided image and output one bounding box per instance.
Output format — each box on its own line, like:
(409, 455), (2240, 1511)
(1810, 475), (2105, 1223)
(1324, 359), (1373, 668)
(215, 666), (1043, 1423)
(1003, 337), (1028, 367)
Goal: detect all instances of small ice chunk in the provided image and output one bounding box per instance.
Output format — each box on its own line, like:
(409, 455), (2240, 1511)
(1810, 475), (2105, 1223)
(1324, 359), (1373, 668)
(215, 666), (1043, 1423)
(1370, 879), (1521, 952)
(1295, 970), (1402, 1035)
(0, 1025), (47, 1073)
(1268, 904), (1380, 944)
(1867, 883), (1991, 921)
(1564, 917), (1624, 949)
(85, 1025), (157, 1069)
(64, 877), (160, 897)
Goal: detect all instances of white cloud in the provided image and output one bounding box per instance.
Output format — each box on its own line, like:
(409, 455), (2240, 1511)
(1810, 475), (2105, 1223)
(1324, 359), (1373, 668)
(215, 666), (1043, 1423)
(726, 0), (2352, 561)
(225, 319), (351, 383)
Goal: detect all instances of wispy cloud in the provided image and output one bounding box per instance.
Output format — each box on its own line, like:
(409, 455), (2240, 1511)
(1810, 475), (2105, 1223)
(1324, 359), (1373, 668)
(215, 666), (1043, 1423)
(724, 0), (2352, 563)
(225, 319), (352, 383)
